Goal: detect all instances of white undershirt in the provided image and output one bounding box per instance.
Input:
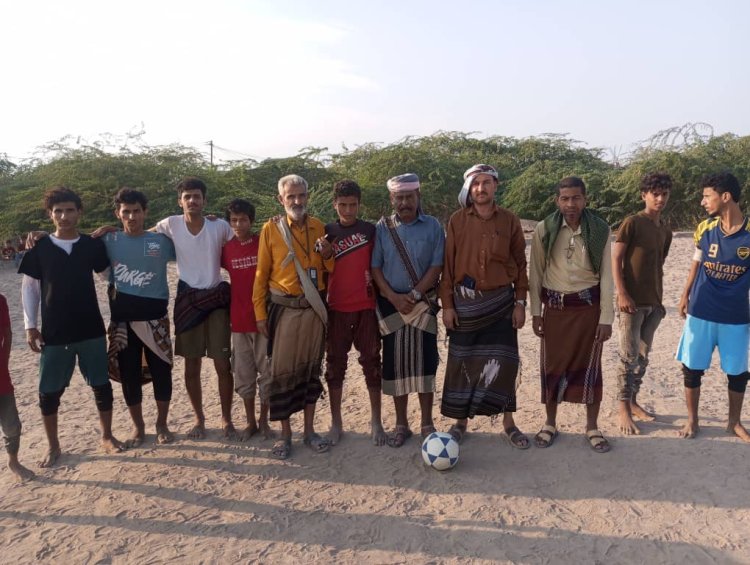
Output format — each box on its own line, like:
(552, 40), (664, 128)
(22, 235), (79, 330)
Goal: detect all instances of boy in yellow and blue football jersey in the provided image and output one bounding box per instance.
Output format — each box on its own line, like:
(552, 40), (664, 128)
(677, 172), (750, 442)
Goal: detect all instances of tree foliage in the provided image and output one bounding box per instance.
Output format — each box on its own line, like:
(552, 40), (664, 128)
(1, 129), (749, 239)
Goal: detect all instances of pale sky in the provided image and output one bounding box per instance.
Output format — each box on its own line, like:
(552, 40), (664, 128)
(2, 0), (749, 164)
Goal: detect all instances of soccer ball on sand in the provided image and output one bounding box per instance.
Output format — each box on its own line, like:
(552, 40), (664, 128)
(421, 431), (460, 471)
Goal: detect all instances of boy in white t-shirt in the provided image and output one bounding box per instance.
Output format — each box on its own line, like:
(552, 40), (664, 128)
(154, 177), (235, 440)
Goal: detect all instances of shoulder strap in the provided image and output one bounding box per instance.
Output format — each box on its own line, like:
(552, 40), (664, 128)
(274, 218), (328, 325)
(384, 216), (420, 287)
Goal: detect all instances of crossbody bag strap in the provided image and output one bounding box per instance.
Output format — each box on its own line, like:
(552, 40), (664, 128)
(384, 215), (420, 287)
(274, 217), (328, 325)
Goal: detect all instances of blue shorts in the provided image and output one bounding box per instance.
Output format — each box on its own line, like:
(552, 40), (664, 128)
(39, 336), (109, 394)
(676, 315), (749, 375)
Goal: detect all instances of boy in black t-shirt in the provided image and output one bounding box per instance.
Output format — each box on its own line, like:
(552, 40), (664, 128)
(18, 187), (124, 467)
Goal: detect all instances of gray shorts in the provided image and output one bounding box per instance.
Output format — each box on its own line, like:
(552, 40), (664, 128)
(0, 392), (22, 454)
(231, 332), (270, 401)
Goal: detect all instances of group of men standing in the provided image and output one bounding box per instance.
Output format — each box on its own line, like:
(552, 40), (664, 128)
(3, 166), (750, 479)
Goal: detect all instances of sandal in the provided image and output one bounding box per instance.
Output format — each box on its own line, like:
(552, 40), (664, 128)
(386, 425), (413, 448)
(420, 424), (436, 438)
(303, 432), (331, 454)
(505, 426), (531, 450)
(447, 423), (466, 444)
(534, 424), (557, 448)
(271, 438), (292, 460)
(586, 429), (611, 453)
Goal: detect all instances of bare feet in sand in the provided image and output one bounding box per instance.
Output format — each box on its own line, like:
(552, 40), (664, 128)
(679, 421), (699, 439)
(328, 424), (343, 446)
(238, 424), (258, 442)
(125, 427), (146, 448)
(727, 421), (750, 442)
(631, 401), (656, 421)
(39, 446), (62, 468)
(258, 423), (275, 440)
(187, 422), (206, 439)
(371, 421), (387, 446)
(618, 403), (641, 435)
(222, 422), (238, 441)
(8, 459), (35, 482)
(101, 437), (125, 454)
(156, 424), (175, 444)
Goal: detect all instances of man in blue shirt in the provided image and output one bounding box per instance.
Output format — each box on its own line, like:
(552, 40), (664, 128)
(372, 173), (445, 448)
(102, 188), (176, 447)
(676, 172), (750, 442)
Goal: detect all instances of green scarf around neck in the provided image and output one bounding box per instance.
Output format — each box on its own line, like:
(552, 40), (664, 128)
(542, 208), (610, 274)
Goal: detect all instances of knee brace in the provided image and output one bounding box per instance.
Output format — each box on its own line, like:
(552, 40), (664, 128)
(682, 366), (704, 389)
(92, 383), (114, 412)
(39, 390), (64, 416)
(727, 372), (749, 394)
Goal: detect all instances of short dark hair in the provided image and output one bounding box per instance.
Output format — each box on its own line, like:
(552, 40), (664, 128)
(114, 187), (148, 210)
(556, 176), (586, 195)
(641, 172), (673, 193)
(701, 172), (741, 203)
(333, 179), (362, 201)
(176, 176), (207, 197)
(44, 186), (82, 210)
(225, 198), (256, 222)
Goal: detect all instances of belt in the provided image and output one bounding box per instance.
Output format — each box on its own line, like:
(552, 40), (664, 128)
(270, 294), (311, 309)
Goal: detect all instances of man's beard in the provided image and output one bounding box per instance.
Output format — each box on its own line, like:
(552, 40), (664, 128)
(286, 204), (307, 222)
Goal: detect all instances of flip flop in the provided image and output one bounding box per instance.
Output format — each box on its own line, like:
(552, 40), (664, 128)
(420, 424), (436, 438)
(586, 429), (611, 453)
(505, 426), (531, 450)
(271, 437), (292, 460)
(303, 432), (331, 454)
(534, 424), (557, 448)
(447, 423), (466, 444)
(387, 425), (412, 448)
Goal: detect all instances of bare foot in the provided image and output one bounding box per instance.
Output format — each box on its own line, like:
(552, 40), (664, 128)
(101, 437), (125, 454)
(727, 421), (750, 442)
(156, 424), (175, 444)
(238, 424), (258, 442)
(679, 421), (699, 439)
(125, 428), (146, 448)
(39, 447), (62, 468)
(371, 421), (387, 446)
(187, 423), (206, 439)
(631, 401), (656, 421)
(618, 411), (641, 435)
(259, 423), (275, 440)
(328, 424), (343, 446)
(8, 460), (36, 482)
(222, 422), (238, 441)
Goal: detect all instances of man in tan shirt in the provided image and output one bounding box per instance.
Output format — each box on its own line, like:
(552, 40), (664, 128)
(529, 176), (614, 453)
(439, 164), (530, 449)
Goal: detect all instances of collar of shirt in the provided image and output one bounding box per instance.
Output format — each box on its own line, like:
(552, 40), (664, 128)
(466, 204), (499, 218)
(394, 212), (427, 226)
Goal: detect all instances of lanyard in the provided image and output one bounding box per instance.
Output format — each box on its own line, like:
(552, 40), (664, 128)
(290, 219), (311, 262)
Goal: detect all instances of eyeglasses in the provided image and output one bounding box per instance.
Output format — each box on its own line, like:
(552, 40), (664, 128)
(566, 236), (576, 260)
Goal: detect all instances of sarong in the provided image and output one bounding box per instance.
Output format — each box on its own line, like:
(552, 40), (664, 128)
(540, 286), (603, 404)
(266, 300), (325, 421)
(107, 317), (173, 384)
(441, 286), (519, 419)
(173, 280), (230, 335)
(377, 295), (438, 396)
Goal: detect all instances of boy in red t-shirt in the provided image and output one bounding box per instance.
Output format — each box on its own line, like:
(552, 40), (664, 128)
(221, 199), (274, 440)
(325, 180), (385, 446)
(0, 293), (34, 481)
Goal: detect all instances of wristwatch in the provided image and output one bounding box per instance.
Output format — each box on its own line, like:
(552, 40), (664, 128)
(515, 299), (527, 307)
(409, 289), (423, 301)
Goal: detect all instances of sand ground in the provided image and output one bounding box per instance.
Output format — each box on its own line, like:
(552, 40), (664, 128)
(1, 235), (749, 564)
